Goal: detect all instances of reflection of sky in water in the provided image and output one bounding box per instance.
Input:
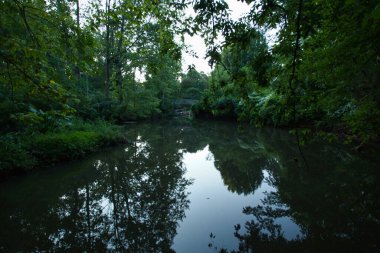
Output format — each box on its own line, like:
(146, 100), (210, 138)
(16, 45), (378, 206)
(259, 170), (301, 240)
(173, 146), (301, 252)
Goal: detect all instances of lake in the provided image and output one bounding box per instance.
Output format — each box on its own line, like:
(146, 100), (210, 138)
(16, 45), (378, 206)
(1, 120), (379, 252)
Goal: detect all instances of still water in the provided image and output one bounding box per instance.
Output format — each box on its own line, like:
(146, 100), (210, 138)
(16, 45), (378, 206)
(1, 120), (379, 252)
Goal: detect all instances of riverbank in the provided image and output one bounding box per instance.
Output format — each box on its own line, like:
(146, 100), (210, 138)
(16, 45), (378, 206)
(0, 120), (126, 177)
(191, 107), (380, 153)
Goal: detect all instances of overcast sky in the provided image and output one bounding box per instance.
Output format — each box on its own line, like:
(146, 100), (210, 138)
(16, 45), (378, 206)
(181, 0), (251, 74)
(79, 0), (252, 75)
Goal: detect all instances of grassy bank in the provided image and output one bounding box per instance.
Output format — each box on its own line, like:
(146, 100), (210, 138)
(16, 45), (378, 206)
(0, 120), (126, 176)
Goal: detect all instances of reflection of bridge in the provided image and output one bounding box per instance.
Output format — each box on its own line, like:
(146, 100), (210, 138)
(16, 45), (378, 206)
(172, 99), (197, 117)
(174, 108), (192, 117)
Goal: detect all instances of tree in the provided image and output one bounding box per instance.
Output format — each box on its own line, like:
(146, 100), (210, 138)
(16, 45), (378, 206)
(192, 0), (380, 143)
(179, 68), (208, 100)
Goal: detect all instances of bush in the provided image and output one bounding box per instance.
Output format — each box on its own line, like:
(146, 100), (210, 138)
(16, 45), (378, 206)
(192, 93), (238, 120)
(31, 131), (101, 163)
(211, 96), (239, 119)
(59, 118), (125, 145)
(343, 100), (380, 142)
(0, 134), (36, 173)
(0, 119), (126, 175)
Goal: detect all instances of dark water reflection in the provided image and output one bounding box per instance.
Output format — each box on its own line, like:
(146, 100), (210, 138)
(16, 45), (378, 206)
(0, 120), (379, 252)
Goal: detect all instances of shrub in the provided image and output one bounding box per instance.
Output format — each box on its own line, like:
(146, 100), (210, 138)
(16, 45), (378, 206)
(59, 118), (125, 145)
(0, 134), (36, 173)
(31, 131), (101, 163)
(0, 119), (126, 174)
(211, 96), (239, 119)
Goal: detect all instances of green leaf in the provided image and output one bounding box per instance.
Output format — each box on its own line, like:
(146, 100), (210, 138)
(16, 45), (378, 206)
(371, 4), (380, 19)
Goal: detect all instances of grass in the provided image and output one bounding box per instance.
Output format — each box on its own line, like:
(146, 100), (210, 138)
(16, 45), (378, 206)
(0, 119), (126, 175)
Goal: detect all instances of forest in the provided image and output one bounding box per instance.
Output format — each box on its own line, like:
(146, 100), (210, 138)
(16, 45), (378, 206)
(1, 0), (379, 174)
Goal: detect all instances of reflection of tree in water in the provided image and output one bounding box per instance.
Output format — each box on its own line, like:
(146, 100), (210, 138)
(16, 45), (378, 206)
(217, 142), (380, 253)
(135, 120), (267, 196)
(160, 120), (292, 196)
(1, 119), (295, 252)
(194, 122), (295, 195)
(2, 120), (379, 252)
(0, 124), (191, 252)
(95, 130), (191, 252)
(207, 134), (266, 195)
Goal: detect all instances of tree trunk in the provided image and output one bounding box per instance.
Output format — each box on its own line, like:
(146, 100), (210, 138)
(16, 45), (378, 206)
(76, 0), (81, 90)
(115, 15), (126, 102)
(105, 0), (111, 98)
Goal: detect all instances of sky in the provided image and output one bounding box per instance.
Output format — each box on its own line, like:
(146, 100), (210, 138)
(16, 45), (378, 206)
(79, 0), (253, 75)
(181, 0), (252, 74)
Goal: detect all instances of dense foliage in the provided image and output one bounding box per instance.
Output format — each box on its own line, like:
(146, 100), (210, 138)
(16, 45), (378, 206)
(0, 0), (189, 172)
(0, 119), (125, 173)
(192, 0), (380, 143)
(1, 0), (379, 173)
(179, 67), (208, 100)
(0, 0), (189, 134)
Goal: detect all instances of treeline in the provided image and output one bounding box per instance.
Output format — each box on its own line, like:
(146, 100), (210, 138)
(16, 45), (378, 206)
(192, 0), (380, 143)
(0, 0), (195, 173)
(0, 0), (191, 133)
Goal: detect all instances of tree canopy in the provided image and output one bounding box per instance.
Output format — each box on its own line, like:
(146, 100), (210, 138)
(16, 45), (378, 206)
(1, 0), (379, 144)
(192, 0), (380, 143)
(0, 0), (190, 133)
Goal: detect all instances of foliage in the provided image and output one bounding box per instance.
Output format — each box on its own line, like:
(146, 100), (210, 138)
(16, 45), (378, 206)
(0, 0), (189, 134)
(31, 131), (101, 162)
(192, 0), (380, 143)
(179, 68), (208, 100)
(1, 0), (380, 176)
(58, 118), (125, 145)
(0, 134), (37, 173)
(0, 120), (125, 174)
(0, 0), (191, 172)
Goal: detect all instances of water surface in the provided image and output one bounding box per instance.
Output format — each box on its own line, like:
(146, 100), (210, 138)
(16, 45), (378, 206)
(1, 120), (379, 252)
